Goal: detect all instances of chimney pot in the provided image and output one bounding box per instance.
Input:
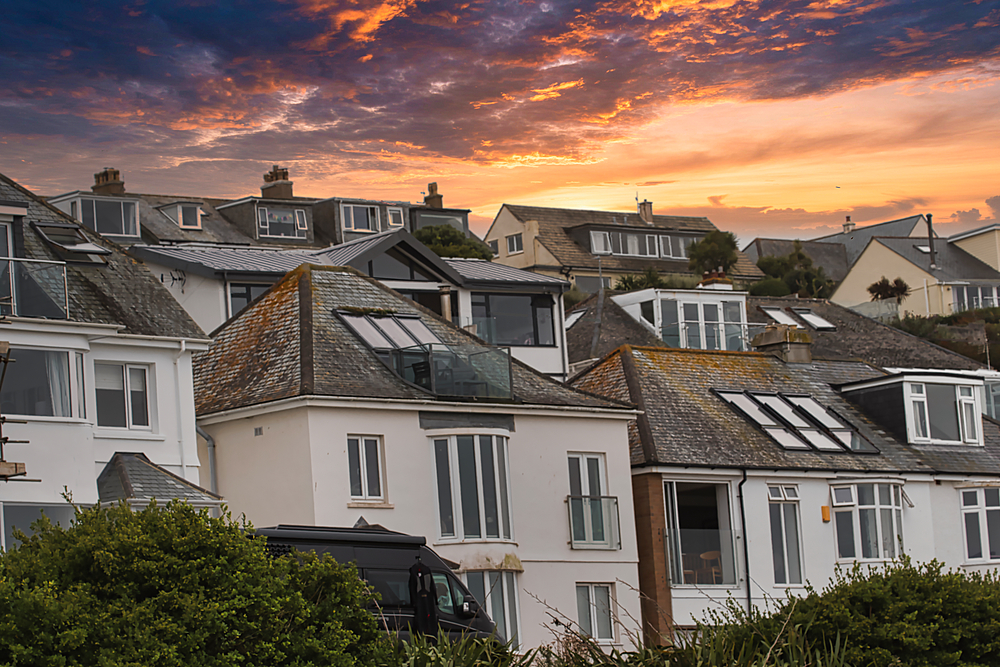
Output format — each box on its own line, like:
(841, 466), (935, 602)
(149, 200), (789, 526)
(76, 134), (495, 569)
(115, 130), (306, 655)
(261, 165), (293, 199)
(424, 182), (443, 209)
(638, 200), (654, 224)
(843, 215), (855, 233)
(92, 167), (126, 195)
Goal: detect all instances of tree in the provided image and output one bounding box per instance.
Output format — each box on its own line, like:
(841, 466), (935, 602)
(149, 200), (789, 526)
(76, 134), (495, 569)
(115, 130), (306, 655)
(614, 267), (667, 291)
(868, 276), (911, 303)
(687, 230), (739, 275)
(755, 241), (836, 299)
(0, 501), (388, 666)
(413, 225), (493, 260)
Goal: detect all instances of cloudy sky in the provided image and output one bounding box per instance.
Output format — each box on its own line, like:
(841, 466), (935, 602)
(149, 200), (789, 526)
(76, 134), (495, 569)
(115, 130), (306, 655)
(2, 0), (998, 243)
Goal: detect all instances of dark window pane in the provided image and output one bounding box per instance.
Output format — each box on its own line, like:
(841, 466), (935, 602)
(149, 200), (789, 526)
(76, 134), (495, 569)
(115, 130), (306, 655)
(640, 301), (654, 324)
(497, 439), (511, 539)
(835, 511), (855, 558)
(457, 436), (481, 538)
(466, 572), (485, 607)
(0, 349), (70, 417)
(989, 509), (1000, 559)
(365, 569), (411, 606)
(859, 508), (877, 558)
(661, 300), (680, 347)
(770, 503), (786, 584)
(966, 512), (983, 559)
(434, 439), (454, 536)
(348, 439), (363, 496)
(365, 438), (381, 497)
(927, 383), (961, 441)
(95, 363), (127, 427)
(480, 436), (499, 538)
(82, 199), (95, 230)
(370, 249), (413, 280)
(94, 199), (124, 234)
(783, 504), (801, 583)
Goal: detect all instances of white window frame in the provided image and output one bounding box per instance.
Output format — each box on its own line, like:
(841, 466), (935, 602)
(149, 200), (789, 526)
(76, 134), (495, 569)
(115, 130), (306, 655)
(257, 206), (308, 239)
(347, 435), (385, 501)
(465, 571), (520, 648)
(831, 482), (904, 562)
(163, 204), (203, 230)
(95, 362), (151, 431)
(961, 487), (1000, 562)
(1, 346), (85, 420)
(75, 197), (139, 237)
(576, 582), (616, 643)
(342, 204), (379, 232)
(768, 485), (803, 586)
(663, 479), (738, 586)
(904, 381), (983, 445)
(567, 453), (619, 549)
(387, 207), (404, 227)
(590, 230), (611, 255)
(432, 433), (513, 542)
(506, 233), (523, 255)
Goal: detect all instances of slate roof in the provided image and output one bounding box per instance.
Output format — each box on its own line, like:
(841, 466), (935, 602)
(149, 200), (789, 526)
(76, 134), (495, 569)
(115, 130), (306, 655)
(444, 257), (569, 289)
(872, 237), (1000, 283)
(498, 204), (764, 280)
(134, 193), (257, 245)
(813, 215), (925, 265)
(97, 452), (222, 505)
(0, 174), (206, 338)
(565, 291), (663, 366)
(571, 346), (1000, 476)
(747, 296), (984, 370)
(195, 265), (628, 415)
(742, 238), (850, 282)
(312, 228), (464, 284)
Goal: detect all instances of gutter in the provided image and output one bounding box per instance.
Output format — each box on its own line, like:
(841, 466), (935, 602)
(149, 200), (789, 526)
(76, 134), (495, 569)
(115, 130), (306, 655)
(173, 340), (187, 480)
(738, 468), (752, 613)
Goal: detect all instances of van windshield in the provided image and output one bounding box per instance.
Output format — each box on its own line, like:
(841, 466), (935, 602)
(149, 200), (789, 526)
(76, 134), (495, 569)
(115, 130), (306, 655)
(365, 569), (411, 607)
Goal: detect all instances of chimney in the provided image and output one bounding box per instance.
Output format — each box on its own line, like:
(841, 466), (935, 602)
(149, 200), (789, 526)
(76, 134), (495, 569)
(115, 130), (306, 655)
(439, 285), (452, 321)
(638, 199), (654, 224)
(843, 215), (855, 233)
(424, 182), (443, 209)
(751, 324), (812, 363)
(927, 213), (936, 270)
(92, 167), (125, 195)
(261, 164), (293, 199)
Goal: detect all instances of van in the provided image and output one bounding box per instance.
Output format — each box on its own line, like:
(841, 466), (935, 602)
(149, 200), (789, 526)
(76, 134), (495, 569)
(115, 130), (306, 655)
(255, 524), (498, 642)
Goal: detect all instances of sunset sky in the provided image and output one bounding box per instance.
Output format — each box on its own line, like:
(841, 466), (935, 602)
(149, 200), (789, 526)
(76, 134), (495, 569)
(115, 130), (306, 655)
(2, 0), (998, 244)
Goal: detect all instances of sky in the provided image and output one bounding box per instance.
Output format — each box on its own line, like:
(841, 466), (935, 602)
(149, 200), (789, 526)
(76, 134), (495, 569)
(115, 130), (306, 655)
(2, 0), (999, 245)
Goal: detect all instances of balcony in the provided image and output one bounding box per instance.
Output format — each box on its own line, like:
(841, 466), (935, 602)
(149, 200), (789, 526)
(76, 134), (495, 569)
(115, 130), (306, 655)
(388, 343), (513, 400)
(567, 495), (620, 549)
(0, 258), (68, 319)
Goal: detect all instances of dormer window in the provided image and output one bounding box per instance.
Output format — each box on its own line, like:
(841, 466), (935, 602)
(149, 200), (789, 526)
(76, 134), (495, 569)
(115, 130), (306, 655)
(160, 203), (203, 230)
(69, 197), (138, 236)
(257, 206), (307, 239)
(343, 204), (379, 232)
(588, 229), (695, 259)
(387, 207), (404, 227)
(906, 382), (980, 444)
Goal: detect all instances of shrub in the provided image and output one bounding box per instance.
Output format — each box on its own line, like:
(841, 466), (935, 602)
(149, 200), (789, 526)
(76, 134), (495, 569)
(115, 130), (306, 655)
(0, 501), (389, 666)
(413, 224), (493, 259)
(748, 277), (793, 297)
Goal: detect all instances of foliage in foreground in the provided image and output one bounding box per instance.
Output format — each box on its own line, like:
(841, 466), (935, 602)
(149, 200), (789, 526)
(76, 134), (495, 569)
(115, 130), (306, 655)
(413, 224), (494, 260)
(613, 268), (700, 292)
(754, 241), (836, 299)
(687, 230), (739, 275)
(0, 501), (388, 667)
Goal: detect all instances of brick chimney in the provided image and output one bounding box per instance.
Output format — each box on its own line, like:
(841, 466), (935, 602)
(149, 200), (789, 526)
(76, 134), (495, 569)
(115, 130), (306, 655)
(843, 216), (855, 233)
(92, 167), (125, 195)
(751, 324), (812, 363)
(638, 199), (654, 224)
(424, 182), (443, 209)
(261, 165), (293, 199)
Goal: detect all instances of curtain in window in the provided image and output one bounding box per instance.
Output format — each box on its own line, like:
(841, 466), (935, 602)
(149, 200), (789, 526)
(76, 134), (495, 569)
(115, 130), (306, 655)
(44, 351), (70, 418)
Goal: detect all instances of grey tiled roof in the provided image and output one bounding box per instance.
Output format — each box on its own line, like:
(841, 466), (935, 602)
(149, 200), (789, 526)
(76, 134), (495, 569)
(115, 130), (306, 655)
(444, 258), (569, 288)
(499, 204), (764, 280)
(565, 291), (663, 366)
(195, 265), (628, 415)
(130, 244), (321, 278)
(133, 193), (257, 245)
(874, 237), (1000, 283)
(813, 215), (925, 265)
(747, 296), (984, 370)
(742, 238), (850, 282)
(0, 174), (207, 338)
(572, 346), (1000, 475)
(97, 452), (222, 504)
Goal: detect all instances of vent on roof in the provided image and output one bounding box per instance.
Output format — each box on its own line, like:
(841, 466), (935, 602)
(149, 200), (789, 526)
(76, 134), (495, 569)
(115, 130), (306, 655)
(715, 389), (877, 453)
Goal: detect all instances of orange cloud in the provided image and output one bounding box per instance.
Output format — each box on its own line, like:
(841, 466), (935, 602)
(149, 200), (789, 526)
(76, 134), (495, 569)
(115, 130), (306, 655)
(529, 79), (585, 101)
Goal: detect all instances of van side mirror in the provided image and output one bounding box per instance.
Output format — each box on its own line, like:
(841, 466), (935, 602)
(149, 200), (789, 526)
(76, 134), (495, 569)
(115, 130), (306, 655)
(461, 596), (480, 618)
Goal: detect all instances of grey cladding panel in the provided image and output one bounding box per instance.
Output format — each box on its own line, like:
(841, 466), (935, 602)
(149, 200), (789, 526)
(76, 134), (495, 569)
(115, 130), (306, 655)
(419, 411), (515, 431)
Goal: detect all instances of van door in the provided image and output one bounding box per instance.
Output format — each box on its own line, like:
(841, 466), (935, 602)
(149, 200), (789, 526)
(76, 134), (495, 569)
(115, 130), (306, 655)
(431, 571), (494, 641)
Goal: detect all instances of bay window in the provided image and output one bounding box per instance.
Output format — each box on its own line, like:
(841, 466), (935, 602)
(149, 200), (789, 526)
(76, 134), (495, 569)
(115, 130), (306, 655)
(661, 299), (745, 351)
(466, 571), (519, 647)
(962, 488), (1000, 561)
(0, 348), (84, 418)
(80, 198), (138, 236)
(832, 483), (903, 561)
(433, 434), (512, 540)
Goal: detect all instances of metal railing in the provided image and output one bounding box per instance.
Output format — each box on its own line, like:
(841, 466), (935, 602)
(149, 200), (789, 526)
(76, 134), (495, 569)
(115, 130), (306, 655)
(389, 342), (513, 400)
(0, 258), (68, 319)
(567, 495), (620, 549)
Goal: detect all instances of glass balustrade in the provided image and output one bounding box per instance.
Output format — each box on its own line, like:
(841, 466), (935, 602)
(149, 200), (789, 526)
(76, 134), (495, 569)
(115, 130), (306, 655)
(0, 258), (68, 319)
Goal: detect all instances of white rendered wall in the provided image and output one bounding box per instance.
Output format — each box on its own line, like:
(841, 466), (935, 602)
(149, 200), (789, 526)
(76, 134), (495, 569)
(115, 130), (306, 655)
(143, 260), (228, 334)
(201, 400), (640, 648)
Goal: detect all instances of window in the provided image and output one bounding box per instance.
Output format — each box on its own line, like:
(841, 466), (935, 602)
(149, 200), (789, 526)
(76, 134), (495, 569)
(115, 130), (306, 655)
(161, 204), (202, 230)
(387, 207), (404, 227)
(95, 363), (150, 429)
(343, 204), (379, 232)
(590, 231), (611, 255)
(31, 222), (110, 263)
(659, 235), (694, 259)
(471, 293), (555, 346)
(506, 233), (523, 254)
(348, 436), (384, 500)
(576, 583), (614, 642)
(606, 231), (657, 257)
(229, 283), (272, 316)
(564, 310), (585, 330)
(568, 453), (619, 549)
(2, 504), (75, 550)
(760, 306), (801, 328)
(339, 312), (441, 350)
(664, 481), (736, 585)
(662, 300), (746, 351)
(433, 434), (512, 540)
(0, 348), (82, 418)
(257, 207), (308, 239)
(831, 483), (903, 560)
(962, 488), (1000, 561)
(79, 198), (138, 236)
(487, 239), (499, 256)
(906, 382), (982, 445)
(466, 571), (519, 647)
(791, 307), (836, 331)
(768, 486), (802, 585)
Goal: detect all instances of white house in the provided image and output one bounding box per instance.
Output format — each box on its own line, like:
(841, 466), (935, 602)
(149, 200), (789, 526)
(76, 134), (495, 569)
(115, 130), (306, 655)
(0, 173), (217, 549)
(194, 264), (640, 648)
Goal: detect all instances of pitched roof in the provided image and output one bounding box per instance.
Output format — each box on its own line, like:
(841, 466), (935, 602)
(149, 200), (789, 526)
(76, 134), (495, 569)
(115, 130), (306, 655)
(444, 257), (569, 289)
(813, 215), (925, 265)
(572, 346), (1000, 475)
(873, 237), (1000, 283)
(129, 244), (321, 279)
(97, 452), (222, 505)
(742, 238), (850, 282)
(499, 204), (764, 280)
(133, 193), (257, 245)
(194, 265), (627, 415)
(0, 173), (206, 338)
(312, 227), (463, 284)
(747, 296), (984, 370)
(565, 291), (663, 366)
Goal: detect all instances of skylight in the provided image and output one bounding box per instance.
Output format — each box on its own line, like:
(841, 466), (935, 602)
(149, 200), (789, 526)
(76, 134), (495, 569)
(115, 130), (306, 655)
(916, 245), (930, 253)
(339, 312), (441, 350)
(760, 307), (800, 328)
(791, 308), (836, 331)
(564, 311), (585, 329)
(716, 390), (877, 453)
(31, 221), (111, 264)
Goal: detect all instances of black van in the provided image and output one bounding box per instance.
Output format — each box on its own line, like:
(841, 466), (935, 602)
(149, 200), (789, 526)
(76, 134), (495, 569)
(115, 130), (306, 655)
(255, 524), (498, 642)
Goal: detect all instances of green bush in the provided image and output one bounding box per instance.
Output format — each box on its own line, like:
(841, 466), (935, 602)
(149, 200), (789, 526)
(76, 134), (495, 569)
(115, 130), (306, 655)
(749, 277), (793, 297)
(0, 501), (389, 666)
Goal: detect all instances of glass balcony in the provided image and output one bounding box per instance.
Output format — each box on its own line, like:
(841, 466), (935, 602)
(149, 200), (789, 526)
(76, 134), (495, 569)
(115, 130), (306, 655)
(388, 343), (513, 400)
(0, 258), (68, 319)
(665, 528), (737, 585)
(567, 495), (620, 549)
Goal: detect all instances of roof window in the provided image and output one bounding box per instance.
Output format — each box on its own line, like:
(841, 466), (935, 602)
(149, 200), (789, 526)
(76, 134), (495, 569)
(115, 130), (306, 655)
(760, 306), (801, 328)
(791, 307), (836, 331)
(159, 203), (203, 230)
(31, 221), (110, 264)
(715, 390), (877, 453)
